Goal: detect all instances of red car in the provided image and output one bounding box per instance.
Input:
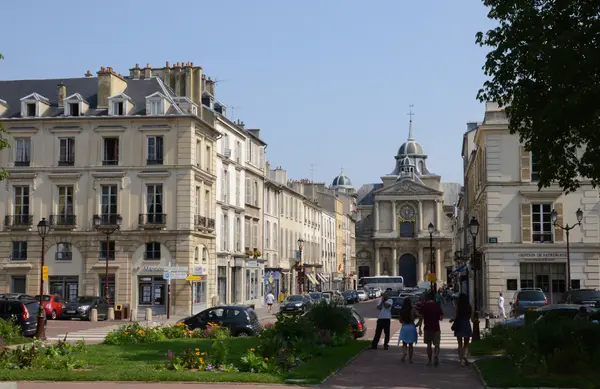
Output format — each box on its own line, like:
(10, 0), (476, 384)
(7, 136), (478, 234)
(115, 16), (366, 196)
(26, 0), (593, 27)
(34, 294), (67, 319)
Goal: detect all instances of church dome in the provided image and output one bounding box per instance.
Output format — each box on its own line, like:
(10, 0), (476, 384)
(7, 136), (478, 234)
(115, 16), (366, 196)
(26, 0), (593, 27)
(397, 139), (425, 156)
(331, 170), (353, 189)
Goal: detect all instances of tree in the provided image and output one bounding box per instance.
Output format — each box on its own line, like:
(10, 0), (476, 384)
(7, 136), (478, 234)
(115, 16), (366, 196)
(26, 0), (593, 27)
(0, 52), (8, 180)
(475, 0), (600, 193)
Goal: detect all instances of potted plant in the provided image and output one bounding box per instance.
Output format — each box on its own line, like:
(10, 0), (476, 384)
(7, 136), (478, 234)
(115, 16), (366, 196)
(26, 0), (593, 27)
(253, 250), (262, 258)
(246, 250), (255, 257)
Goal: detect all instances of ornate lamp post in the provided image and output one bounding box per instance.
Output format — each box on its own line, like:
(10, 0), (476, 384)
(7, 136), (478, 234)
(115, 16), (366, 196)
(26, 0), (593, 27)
(297, 238), (304, 294)
(35, 218), (51, 340)
(428, 222), (435, 292)
(468, 216), (481, 341)
(93, 215), (123, 303)
(551, 208), (583, 290)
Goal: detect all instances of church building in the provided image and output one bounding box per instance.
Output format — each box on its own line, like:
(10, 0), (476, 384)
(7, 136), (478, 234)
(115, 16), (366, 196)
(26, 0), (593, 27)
(355, 117), (459, 287)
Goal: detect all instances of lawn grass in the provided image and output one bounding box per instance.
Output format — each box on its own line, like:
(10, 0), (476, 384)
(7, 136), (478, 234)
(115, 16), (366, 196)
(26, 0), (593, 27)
(476, 356), (600, 389)
(0, 338), (368, 384)
(469, 339), (504, 356)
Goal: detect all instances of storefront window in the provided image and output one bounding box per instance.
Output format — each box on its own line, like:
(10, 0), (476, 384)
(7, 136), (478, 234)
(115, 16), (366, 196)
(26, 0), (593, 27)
(253, 269), (260, 299)
(99, 274), (116, 304)
(246, 269), (251, 301)
(49, 276), (79, 301)
(11, 276), (26, 294)
(217, 266), (227, 304)
(193, 280), (206, 304)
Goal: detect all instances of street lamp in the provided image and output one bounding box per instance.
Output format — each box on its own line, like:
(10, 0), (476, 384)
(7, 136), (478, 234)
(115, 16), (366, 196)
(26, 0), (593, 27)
(35, 218), (51, 340)
(343, 253), (347, 291)
(551, 208), (583, 290)
(93, 214), (123, 304)
(468, 216), (481, 341)
(428, 222), (435, 292)
(297, 238), (304, 294)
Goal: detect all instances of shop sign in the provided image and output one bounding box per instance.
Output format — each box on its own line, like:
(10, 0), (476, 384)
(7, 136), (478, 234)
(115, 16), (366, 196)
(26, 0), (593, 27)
(144, 265), (187, 272)
(191, 266), (208, 275)
(246, 260), (259, 268)
(518, 253), (567, 261)
(164, 271), (188, 280)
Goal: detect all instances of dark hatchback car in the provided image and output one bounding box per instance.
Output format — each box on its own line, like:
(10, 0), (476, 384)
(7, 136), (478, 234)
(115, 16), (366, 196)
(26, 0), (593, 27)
(390, 295), (422, 318)
(0, 296), (46, 336)
(309, 292), (323, 302)
(561, 289), (600, 308)
(510, 289), (548, 317)
(345, 307), (367, 339)
(499, 304), (598, 328)
(280, 294), (313, 313)
(179, 305), (262, 337)
(61, 296), (110, 320)
(342, 290), (359, 304)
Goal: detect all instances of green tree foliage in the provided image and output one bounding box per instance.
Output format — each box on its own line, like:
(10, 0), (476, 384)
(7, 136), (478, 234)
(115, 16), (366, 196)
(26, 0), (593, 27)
(475, 1), (600, 193)
(0, 52), (8, 180)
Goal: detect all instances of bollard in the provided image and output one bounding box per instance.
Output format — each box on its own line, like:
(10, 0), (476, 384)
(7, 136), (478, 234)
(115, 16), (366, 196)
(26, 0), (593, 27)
(108, 307), (115, 321)
(130, 308), (137, 322)
(90, 308), (98, 322)
(145, 308), (152, 322)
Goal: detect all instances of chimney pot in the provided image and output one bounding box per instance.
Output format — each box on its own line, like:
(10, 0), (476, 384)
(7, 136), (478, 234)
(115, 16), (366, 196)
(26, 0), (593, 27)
(100, 66), (106, 72)
(146, 63), (150, 68)
(108, 67), (113, 72)
(190, 62), (194, 66)
(166, 61), (170, 67)
(176, 62), (180, 67)
(135, 63), (140, 68)
(85, 70), (92, 77)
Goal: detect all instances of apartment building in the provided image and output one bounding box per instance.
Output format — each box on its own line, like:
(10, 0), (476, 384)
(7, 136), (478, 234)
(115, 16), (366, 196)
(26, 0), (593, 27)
(463, 102), (600, 311)
(263, 173), (282, 298)
(0, 63), (218, 317)
(321, 210), (337, 290)
(303, 199), (323, 290)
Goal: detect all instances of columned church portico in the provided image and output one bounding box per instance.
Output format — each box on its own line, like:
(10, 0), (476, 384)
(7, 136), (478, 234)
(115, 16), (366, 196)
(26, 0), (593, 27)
(355, 112), (456, 288)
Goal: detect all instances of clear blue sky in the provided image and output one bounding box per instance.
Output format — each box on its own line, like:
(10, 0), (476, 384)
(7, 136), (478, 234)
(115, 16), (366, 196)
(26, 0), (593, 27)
(0, 0), (494, 188)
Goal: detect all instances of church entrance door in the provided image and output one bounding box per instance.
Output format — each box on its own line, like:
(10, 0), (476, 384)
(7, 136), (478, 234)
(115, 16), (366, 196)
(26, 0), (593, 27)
(398, 254), (417, 287)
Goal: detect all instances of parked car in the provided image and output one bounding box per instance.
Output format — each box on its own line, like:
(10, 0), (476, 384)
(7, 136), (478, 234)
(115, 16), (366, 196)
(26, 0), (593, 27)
(343, 307), (367, 339)
(34, 294), (67, 320)
(0, 293), (36, 300)
(61, 296), (110, 321)
(509, 288), (548, 317)
(561, 289), (600, 308)
(357, 290), (367, 301)
(279, 294), (313, 313)
(499, 304), (597, 328)
(322, 291), (345, 305)
(0, 295), (46, 336)
(178, 305), (262, 337)
(390, 295), (422, 318)
(309, 292), (323, 302)
(342, 290), (359, 304)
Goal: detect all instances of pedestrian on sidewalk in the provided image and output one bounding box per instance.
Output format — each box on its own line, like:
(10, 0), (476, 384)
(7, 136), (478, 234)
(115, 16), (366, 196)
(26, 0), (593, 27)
(452, 293), (473, 366)
(266, 291), (275, 313)
(418, 292), (444, 366)
(398, 297), (420, 363)
(498, 292), (506, 319)
(371, 292), (393, 350)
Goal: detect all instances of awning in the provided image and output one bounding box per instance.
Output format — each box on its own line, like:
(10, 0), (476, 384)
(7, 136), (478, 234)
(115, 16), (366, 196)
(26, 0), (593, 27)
(317, 273), (328, 283)
(307, 274), (319, 285)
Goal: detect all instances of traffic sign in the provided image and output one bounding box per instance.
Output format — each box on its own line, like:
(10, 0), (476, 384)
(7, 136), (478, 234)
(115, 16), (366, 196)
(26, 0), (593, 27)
(170, 272), (188, 280)
(42, 266), (48, 281)
(163, 272), (171, 280)
(427, 273), (437, 282)
(186, 275), (202, 281)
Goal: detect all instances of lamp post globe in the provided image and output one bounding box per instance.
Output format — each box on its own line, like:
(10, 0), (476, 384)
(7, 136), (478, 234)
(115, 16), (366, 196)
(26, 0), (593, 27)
(469, 216), (480, 238)
(551, 209), (558, 224)
(576, 208), (583, 223)
(427, 222), (434, 234)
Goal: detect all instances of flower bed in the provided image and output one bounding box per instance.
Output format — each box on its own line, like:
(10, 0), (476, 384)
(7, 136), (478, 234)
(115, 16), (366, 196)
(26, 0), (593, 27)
(0, 318), (31, 346)
(103, 321), (230, 345)
(0, 339), (86, 370)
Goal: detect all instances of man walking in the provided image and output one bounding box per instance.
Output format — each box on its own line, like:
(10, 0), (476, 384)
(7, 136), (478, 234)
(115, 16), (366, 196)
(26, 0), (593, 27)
(418, 292), (444, 366)
(371, 292), (393, 350)
(498, 292), (506, 319)
(266, 290), (275, 313)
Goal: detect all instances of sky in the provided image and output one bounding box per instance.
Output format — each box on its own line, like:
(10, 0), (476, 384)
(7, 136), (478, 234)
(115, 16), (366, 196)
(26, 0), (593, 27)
(0, 0), (495, 188)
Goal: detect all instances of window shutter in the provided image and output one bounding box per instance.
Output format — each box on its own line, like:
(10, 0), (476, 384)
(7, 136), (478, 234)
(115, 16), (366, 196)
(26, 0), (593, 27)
(520, 147), (531, 181)
(554, 202), (564, 242)
(521, 203), (532, 243)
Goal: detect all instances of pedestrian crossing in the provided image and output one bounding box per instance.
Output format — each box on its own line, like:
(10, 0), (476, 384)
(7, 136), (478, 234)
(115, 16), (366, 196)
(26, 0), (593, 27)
(48, 325), (122, 343)
(379, 329), (458, 349)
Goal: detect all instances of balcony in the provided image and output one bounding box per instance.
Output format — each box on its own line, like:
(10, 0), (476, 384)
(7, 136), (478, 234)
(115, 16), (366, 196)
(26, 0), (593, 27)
(4, 215), (33, 229)
(102, 159), (119, 166)
(58, 159), (75, 166)
(138, 213), (166, 229)
(49, 214), (77, 229)
(146, 158), (163, 165)
(14, 160), (30, 167)
(194, 215), (215, 231)
(93, 214), (122, 228)
(55, 251), (73, 261)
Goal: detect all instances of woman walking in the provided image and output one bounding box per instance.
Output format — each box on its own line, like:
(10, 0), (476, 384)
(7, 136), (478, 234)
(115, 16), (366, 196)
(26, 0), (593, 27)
(398, 297), (420, 363)
(452, 293), (473, 366)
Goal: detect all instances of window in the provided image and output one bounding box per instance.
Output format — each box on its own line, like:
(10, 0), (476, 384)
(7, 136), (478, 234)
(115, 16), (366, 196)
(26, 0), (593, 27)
(26, 103), (36, 117)
(147, 136), (164, 164)
(146, 184), (164, 223)
(99, 274), (115, 303)
(245, 177), (251, 204)
(11, 241), (27, 260)
(222, 214), (229, 251)
(221, 133), (229, 155)
(532, 203), (553, 243)
(196, 141), (201, 166)
(102, 137), (119, 165)
(69, 103), (80, 116)
(506, 279), (518, 291)
(253, 181), (259, 206)
(246, 140), (251, 163)
(234, 217), (241, 251)
(266, 221), (271, 249)
(531, 153), (540, 182)
(571, 279), (581, 290)
(149, 100), (163, 115)
(15, 138), (31, 166)
(236, 141), (241, 163)
(56, 242), (72, 261)
(205, 146), (211, 172)
(273, 223), (278, 250)
(252, 221), (258, 249)
(266, 189), (271, 214)
(204, 190), (210, 217)
(11, 276), (26, 294)
(99, 241), (115, 260)
(113, 101), (124, 116)
(145, 242), (161, 260)
(101, 185), (118, 217)
(195, 186), (201, 216)
(202, 247), (208, 262)
(399, 221), (415, 238)
(14, 186), (30, 218)
(235, 171), (241, 207)
(58, 138), (75, 166)
(57, 185), (74, 216)
(194, 247), (199, 262)
(221, 168), (228, 202)
(192, 281), (206, 305)
(245, 219), (250, 249)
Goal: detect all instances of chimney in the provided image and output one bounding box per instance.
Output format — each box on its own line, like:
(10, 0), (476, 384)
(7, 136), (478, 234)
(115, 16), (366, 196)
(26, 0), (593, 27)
(57, 82), (66, 107)
(84, 70), (93, 77)
(206, 77), (215, 96)
(130, 63), (141, 79)
(144, 63), (152, 78)
(96, 66), (127, 108)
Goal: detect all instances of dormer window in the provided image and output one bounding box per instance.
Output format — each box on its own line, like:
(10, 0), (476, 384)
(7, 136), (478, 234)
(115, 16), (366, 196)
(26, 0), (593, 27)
(0, 99), (8, 117)
(107, 93), (133, 116)
(64, 93), (88, 117)
(20, 93), (50, 118)
(202, 92), (214, 109)
(145, 92), (169, 116)
(214, 102), (226, 116)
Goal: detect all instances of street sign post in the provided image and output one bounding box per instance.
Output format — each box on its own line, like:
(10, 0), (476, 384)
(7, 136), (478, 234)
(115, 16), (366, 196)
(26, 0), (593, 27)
(42, 266), (48, 281)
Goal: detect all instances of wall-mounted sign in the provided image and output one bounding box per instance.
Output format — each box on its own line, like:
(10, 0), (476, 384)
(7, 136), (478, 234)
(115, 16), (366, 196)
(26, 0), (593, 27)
(140, 265), (188, 272)
(518, 252), (567, 261)
(488, 237), (498, 243)
(191, 266), (208, 275)
(246, 260), (258, 268)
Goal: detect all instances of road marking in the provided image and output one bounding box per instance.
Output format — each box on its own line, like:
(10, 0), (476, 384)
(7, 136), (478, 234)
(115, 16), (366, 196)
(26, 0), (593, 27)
(48, 325), (123, 342)
(379, 329), (458, 349)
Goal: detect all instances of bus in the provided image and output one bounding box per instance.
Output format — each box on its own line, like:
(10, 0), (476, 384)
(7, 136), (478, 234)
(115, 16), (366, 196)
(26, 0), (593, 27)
(358, 276), (404, 293)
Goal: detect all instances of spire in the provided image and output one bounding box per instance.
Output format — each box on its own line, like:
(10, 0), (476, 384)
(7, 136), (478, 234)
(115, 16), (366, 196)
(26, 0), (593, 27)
(407, 104), (415, 140)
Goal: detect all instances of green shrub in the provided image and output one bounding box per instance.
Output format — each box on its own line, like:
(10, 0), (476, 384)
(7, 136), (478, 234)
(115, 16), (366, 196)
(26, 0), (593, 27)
(103, 322), (166, 345)
(481, 323), (518, 350)
(0, 339), (86, 370)
(305, 302), (352, 338)
(0, 318), (24, 345)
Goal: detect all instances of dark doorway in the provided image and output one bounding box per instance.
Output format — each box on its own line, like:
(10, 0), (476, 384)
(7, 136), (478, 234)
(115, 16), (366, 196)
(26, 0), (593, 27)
(358, 266), (370, 279)
(398, 254), (417, 287)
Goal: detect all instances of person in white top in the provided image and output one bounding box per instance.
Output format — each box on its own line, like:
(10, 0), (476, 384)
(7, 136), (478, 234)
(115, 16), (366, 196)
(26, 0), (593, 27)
(371, 293), (393, 350)
(498, 292), (506, 319)
(266, 291), (275, 313)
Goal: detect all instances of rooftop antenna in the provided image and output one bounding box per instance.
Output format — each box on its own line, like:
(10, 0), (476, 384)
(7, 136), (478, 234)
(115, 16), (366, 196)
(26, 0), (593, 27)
(407, 104), (415, 140)
(310, 164), (319, 182)
(230, 105), (242, 121)
(213, 78), (229, 84)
